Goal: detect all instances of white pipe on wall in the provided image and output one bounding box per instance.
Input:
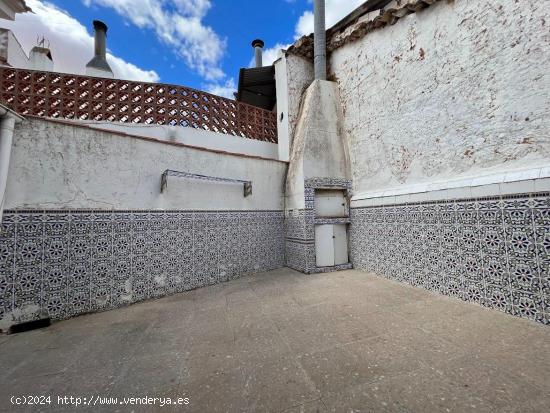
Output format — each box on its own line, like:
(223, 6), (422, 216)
(0, 108), (23, 231)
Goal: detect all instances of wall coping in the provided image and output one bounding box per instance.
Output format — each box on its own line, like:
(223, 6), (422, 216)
(352, 166), (550, 207)
(25, 116), (289, 165)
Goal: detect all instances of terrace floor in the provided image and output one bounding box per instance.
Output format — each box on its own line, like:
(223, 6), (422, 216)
(1, 268), (549, 413)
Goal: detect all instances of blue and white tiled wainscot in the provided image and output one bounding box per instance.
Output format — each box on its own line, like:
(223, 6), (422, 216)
(285, 178), (353, 274)
(0, 210), (285, 329)
(350, 193), (550, 325)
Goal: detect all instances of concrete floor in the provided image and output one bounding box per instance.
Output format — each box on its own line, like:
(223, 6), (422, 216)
(1, 269), (549, 413)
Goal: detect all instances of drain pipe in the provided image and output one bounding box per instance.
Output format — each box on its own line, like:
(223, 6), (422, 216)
(0, 106), (24, 231)
(314, 0), (326, 80)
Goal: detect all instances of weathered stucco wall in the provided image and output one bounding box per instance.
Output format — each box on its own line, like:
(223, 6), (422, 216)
(339, 0), (550, 326)
(0, 117), (287, 329)
(65, 119), (280, 160)
(286, 54), (314, 150)
(4, 118), (286, 211)
(286, 80), (350, 210)
(275, 52), (314, 162)
(331, 0), (550, 195)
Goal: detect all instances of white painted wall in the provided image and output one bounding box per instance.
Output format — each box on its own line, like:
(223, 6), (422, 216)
(4, 118), (287, 211)
(286, 80), (349, 210)
(276, 52), (314, 162)
(0, 29), (29, 68)
(66, 119), (280, 160)
(275, 53), (290, 162)
(331, 0), (550, 196)
(29, 47), (53, 71)
(286, 54), (314, 150)
(0, 30), (50, 71)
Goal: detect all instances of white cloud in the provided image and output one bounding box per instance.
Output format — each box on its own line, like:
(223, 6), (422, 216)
(242, 0), (371, 85)
(0, 0), (159, 82)
(204, 78), (236, 100)
(171, 0), (212, 18)
(295, 11), (314, 38)
(295, 0), (366, 38)
(108, 55), (159, 83)
(261, 43), (291, 67)
(248, 42), (291, 68)
(83, 0), (226, 81)
(256, 0), (366, 71)
(240, 1), (368, 74)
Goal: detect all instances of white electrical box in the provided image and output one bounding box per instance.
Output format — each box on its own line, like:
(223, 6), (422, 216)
(315, 224), (349, 267)
(315, 190), (347, 218)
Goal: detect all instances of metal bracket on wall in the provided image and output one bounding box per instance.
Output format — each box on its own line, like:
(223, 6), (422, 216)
(161, 170), (253, 197)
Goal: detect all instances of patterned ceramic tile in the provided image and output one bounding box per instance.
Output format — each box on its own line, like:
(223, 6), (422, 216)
(350, 192), (550, 325)
(0, 209), (284, 327)
(285, 178), (352, 274)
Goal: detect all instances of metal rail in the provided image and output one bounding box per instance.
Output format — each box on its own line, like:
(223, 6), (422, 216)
(161, 170), (252, 197)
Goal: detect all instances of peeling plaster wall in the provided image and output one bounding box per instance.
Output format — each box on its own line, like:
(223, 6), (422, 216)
(61, 119), (280, 161)
(339, 0), (550, 326)
(4, 118), (286, 211)
(286, 54), (314, 149)
(0, 118), (286, 329)
(331, 0), (550, 195)
(286, 80), (350, 211)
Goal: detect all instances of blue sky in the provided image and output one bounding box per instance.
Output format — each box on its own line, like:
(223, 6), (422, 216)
(53, 0), (309, 88)
(2, 0), (365, 97)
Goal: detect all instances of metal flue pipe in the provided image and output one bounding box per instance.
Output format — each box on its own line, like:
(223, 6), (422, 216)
(93, 20), (108, 60)
(314, 0), (326, 80)
(252, 39), (264, 68)
(86, 20), (113, 75)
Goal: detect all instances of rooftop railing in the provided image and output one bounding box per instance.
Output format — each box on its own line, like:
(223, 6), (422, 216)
(0, 67), (278, 143)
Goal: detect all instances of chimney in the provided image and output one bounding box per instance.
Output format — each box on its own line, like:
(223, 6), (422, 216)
(29, 46), (53, 72)
(251, 39), (264, 68)
(85, 20), (114, 78)
(313, 0), (326, 80)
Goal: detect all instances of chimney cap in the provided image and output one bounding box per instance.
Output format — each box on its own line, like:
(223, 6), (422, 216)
(30, 46), (53, 61)
(251, 39), (264, 49)
(93, 20), (108, 33)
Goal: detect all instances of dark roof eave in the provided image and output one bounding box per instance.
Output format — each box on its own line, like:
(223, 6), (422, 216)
(236, 66), (276, 110)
